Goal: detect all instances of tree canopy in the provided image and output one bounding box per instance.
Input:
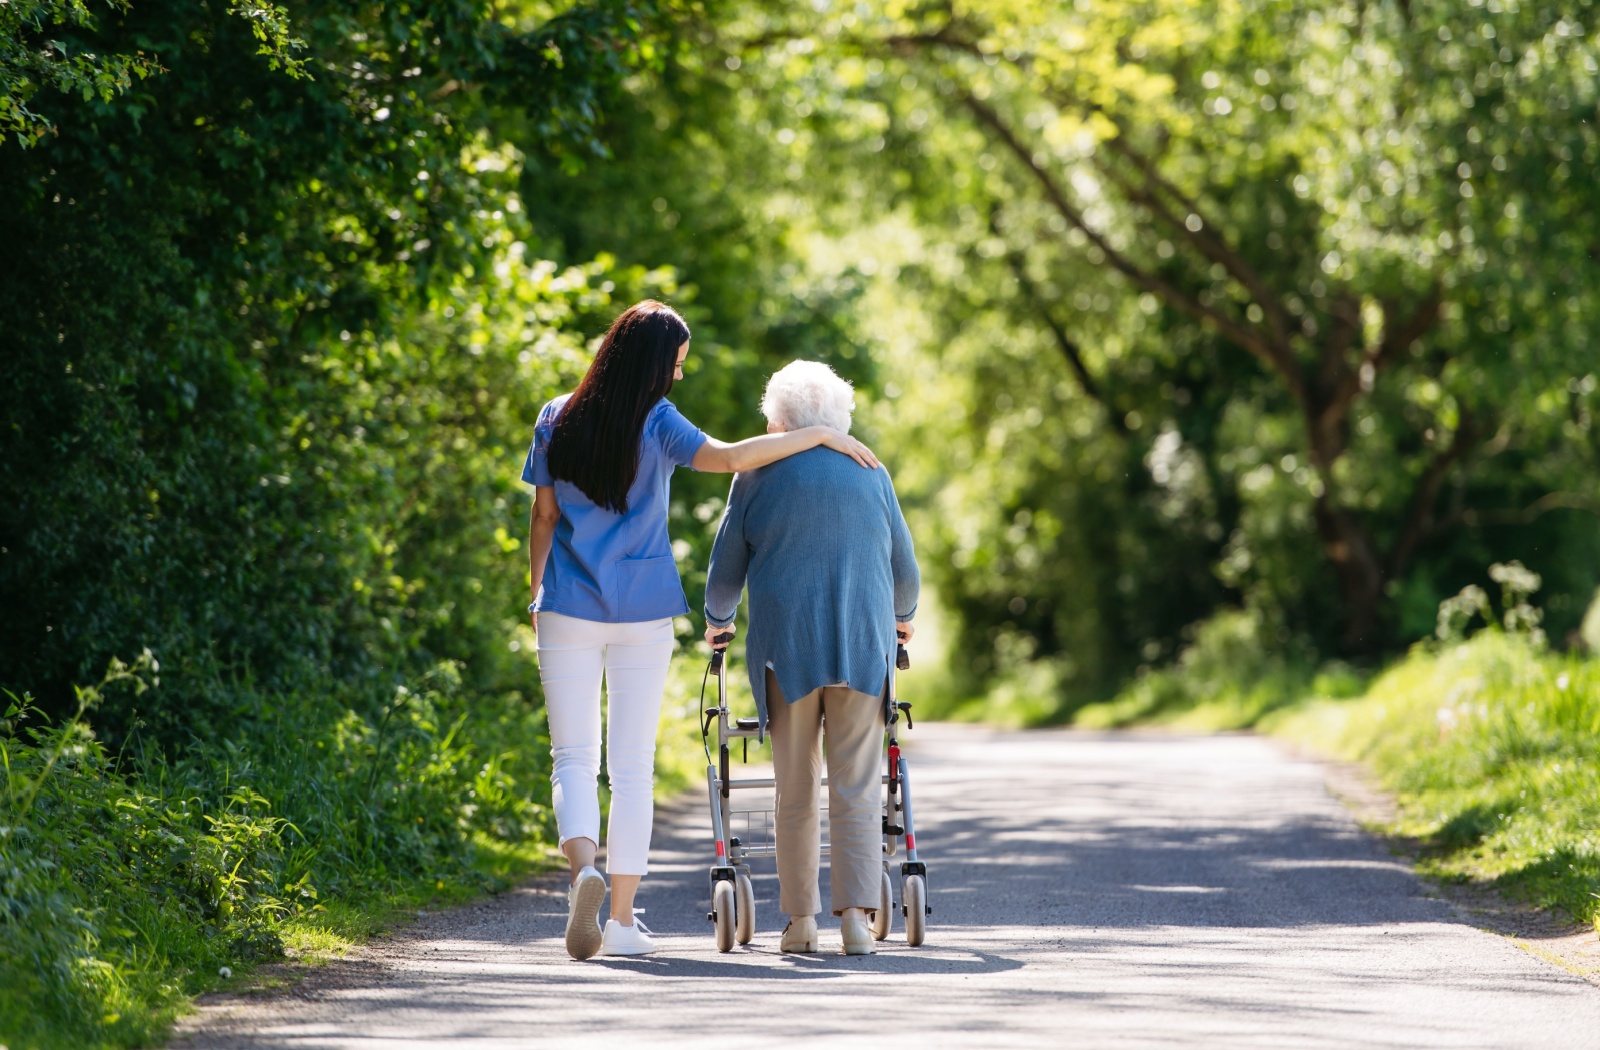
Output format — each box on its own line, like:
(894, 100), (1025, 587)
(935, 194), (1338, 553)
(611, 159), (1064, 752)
(3, 0), (1596, 723)
(0, 0), (678, 728)
(614, 0), (1600, 696)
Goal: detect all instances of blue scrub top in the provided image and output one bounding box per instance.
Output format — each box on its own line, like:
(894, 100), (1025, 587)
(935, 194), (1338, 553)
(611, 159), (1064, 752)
(522, 394), (709, 624)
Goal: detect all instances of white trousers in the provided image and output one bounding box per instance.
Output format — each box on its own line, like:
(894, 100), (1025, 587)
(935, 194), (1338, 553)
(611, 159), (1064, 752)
(536, 611), (674, 876)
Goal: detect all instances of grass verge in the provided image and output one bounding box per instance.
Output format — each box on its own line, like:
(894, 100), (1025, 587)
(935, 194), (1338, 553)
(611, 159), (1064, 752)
(0, 637), (729, 1050)
(0, 656), (560, 1050)
(1267, 632), (1600, 929)
(1070, 622), (1600, 932)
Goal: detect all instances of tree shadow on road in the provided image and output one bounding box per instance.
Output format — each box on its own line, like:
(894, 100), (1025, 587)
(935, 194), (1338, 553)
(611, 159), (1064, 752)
(588, 945), (1024, 979)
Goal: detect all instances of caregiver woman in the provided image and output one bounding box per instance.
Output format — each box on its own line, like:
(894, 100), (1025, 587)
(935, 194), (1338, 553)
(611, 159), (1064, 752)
(523, 300), (878, 960)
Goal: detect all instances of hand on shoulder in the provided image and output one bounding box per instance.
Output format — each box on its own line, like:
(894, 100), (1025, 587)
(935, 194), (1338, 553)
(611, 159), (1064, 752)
(814, 427), (880, 469)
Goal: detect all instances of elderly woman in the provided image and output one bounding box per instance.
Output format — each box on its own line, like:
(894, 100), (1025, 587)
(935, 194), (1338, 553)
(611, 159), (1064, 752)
(702, 360), (919, 956)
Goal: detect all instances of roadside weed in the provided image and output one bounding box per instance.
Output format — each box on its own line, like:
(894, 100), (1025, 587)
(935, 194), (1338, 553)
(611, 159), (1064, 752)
(0, 657), (558, 1050)
(1273, 633), (1600, 926)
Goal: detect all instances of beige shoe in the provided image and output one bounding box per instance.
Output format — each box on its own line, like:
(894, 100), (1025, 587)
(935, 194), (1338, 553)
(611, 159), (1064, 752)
(780, 916), (818, 953)
(841, 917), (875, 956)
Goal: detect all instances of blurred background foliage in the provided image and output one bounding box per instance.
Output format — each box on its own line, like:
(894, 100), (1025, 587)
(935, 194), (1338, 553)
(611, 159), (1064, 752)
(9, 0), (1599, 757)
(689, 0), (1600, 705)
(512, 0), (1600, 706)
(2, 0), (1599, 1043)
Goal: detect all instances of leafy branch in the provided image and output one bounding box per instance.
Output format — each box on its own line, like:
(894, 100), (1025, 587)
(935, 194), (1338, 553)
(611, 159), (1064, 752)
(2, 648), (158, 818)
(0, 0), (161, 145)
(0, 0), (310, 147)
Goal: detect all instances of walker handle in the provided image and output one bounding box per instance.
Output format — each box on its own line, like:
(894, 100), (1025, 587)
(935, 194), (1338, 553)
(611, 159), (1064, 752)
(709, 632), (734, 675)
(896, 644), (910, 671)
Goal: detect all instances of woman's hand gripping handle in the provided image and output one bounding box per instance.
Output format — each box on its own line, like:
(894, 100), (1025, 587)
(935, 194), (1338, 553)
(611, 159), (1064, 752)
(706, 625), (735, 675)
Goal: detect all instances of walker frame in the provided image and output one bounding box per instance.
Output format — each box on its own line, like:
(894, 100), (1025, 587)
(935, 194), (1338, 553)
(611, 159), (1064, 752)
(700, 636), (930, 951)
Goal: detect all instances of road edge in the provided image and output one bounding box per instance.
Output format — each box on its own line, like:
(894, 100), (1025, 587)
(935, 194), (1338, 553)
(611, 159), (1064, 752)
(1285, 737), (1600, 987)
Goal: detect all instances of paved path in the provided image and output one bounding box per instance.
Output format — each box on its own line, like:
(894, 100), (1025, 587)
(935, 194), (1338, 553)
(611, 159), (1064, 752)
(178, 726), (1600, 1048)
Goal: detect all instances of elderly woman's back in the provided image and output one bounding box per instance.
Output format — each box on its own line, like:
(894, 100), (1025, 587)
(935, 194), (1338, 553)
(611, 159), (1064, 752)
(703, 359), (918, 956)
(703, 448), (919, 727)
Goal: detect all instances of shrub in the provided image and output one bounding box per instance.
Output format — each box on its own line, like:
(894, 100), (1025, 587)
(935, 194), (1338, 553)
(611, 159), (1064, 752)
(0, 653), (555, 1050)
(1073, 609), (1343, 730)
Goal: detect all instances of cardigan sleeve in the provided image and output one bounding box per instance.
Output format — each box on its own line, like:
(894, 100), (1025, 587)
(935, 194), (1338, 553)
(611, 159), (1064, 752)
(703, 472), (752, 628)
(882, 467), (920, 621)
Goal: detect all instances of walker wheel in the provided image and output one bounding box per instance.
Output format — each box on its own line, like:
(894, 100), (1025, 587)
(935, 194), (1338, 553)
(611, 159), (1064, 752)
(903, 874), (927, 947)
(870, 865), (893, 940)
(713, 880), (736, 952)
(735, 870), (756, 945)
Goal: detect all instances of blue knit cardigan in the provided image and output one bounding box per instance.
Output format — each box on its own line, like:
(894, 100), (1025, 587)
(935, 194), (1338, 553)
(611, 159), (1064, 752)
(703, 447), (920, 727)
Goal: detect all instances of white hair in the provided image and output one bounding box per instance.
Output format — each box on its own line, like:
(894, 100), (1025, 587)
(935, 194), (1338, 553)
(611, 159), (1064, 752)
(760, 360), (855, 433)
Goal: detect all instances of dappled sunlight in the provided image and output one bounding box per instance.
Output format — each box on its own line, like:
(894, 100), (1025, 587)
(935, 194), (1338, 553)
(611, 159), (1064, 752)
(9, 0), (1600, 1044)
(184, 725), (1600, 1049)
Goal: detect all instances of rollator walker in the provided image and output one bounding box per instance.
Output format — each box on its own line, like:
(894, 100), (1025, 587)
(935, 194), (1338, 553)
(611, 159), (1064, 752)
(700, 634), (930, 952)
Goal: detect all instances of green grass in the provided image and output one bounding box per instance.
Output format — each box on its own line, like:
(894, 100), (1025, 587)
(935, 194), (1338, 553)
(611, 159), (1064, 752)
(1066, 624), (1600, 931)
(273, 830), (558, 960)
(1069, 610), (1360, 730)
(0, 638), (736, 1050)
(1267, 632), (1600, 928)
(0, 656), (562, 1050)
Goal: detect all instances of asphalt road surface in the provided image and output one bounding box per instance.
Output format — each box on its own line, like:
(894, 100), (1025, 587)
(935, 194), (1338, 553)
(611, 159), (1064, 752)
(177, 725), (1600, 1049)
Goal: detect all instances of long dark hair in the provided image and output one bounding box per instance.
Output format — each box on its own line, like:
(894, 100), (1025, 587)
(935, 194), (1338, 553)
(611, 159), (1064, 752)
(547, 300), (690, 513)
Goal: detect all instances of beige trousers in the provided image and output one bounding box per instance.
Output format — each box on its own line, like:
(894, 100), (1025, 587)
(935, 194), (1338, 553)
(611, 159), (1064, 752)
(766, 669), (883, 918)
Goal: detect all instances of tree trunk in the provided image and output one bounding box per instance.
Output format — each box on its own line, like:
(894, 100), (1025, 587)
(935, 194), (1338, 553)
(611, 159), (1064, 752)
(1311, 494), (1387, 650)
(951, 73), (1459, 653)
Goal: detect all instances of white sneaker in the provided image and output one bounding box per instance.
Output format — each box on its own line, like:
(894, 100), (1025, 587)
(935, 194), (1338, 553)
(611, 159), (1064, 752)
(601, 917), (657, 956)
(565, 866), (606, 960)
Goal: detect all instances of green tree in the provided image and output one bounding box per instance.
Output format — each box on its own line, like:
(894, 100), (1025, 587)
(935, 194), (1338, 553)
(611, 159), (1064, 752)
(698, 0), (1600, 675)
(512, 18), (887, 585)
(0, 0), (672, 730)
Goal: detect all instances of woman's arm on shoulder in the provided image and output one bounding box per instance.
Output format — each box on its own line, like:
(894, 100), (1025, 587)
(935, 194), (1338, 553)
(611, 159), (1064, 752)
(692, 427), (880, 473)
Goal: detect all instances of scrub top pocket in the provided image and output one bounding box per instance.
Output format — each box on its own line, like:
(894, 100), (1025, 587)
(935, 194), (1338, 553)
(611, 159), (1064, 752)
(612, 555), (685, 621)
